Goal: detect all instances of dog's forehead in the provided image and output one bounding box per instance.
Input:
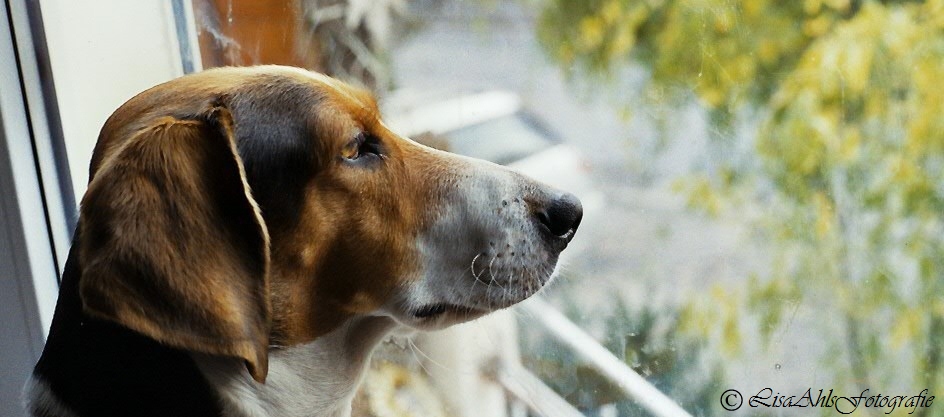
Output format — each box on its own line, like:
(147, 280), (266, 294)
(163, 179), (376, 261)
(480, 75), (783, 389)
(258, 66), (379, 119)
(92, 67), (378, 175)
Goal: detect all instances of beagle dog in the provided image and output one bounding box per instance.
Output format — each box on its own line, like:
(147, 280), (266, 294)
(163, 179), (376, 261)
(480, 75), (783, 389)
(27, 66), (581, 417)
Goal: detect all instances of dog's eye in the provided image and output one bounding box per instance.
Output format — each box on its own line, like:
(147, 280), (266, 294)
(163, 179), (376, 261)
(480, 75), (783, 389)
(341, 136), (362, 160)
(342, 132), (382, 161)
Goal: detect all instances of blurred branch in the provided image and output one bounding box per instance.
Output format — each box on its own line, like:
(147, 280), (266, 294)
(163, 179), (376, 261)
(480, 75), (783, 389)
(302, 0), (406, 90)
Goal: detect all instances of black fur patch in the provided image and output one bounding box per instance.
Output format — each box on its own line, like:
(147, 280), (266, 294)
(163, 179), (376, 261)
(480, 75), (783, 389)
(227, 75), (325, 232)
(32, 239), (224, 417)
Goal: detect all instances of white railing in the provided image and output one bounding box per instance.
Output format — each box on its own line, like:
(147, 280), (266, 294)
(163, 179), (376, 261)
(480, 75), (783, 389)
(485, 359), (585, 417)
(500, 297), (695, 417)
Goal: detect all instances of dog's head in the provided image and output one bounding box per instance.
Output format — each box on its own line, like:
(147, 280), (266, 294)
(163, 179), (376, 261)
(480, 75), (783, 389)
(77, 66), (581, 383)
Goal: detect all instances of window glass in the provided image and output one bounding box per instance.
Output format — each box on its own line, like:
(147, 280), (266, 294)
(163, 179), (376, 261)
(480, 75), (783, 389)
(33, 1), (943, 416)
(447, 114), (555, 165)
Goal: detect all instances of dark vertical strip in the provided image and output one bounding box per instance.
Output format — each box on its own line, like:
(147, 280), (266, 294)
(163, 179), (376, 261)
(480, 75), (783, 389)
(22, 2), (76, 231)
(172, 0), (196, 74)
(1, 0), (49, 359)
(22, 0), (76, 223)
(7, 0), (69, 279)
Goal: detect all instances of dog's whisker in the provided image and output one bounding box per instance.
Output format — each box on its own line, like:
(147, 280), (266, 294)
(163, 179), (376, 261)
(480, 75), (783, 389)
(405, 338), (436, 377)
(473, 259), (490, 286)
(470, 252), (483, 280)
(407, 337), (457, 374)
(486, 258), (509, 295)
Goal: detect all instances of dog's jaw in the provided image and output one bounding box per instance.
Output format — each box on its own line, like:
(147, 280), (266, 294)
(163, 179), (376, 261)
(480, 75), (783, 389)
(195, 315), (396, 417)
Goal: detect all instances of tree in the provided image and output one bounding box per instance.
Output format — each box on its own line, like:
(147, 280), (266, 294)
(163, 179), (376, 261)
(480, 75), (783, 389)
(535, 0), (944, 413)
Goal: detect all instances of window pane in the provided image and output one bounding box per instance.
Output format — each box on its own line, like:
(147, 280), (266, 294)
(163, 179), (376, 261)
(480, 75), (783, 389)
(446, 115), (555, 165)
(27, 1), (940, 416)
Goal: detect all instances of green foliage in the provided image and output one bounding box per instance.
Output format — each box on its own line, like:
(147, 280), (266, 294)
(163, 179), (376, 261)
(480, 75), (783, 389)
(536, 0), (944, 406)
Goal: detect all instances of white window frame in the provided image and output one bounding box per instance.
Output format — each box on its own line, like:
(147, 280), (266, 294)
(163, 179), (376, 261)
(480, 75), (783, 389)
(0, 1), (64, 415)
(0, 1), (199, 415)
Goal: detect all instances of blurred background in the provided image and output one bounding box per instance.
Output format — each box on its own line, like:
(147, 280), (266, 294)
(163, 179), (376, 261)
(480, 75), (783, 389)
(2, 1), (942, 416)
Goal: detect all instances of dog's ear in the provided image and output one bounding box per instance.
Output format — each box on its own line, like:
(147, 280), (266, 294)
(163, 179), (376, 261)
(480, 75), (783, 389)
(78, 106), (272, 383)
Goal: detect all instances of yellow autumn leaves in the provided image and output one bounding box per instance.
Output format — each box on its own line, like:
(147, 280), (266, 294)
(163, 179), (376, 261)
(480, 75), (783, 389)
(764, 2), (944, 214)
(542, 0), (944, 231)
(537, 0), (944, 392)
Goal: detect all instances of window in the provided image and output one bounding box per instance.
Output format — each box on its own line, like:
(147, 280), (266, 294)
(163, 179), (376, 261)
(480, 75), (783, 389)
(4, 1), (938, 417)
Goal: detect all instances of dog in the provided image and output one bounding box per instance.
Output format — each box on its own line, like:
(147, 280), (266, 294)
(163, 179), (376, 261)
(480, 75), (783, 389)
(26, 65), (582, 417)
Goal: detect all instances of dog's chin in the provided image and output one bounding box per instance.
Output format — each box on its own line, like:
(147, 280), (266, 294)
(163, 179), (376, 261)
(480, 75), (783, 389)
(395, 303), (492, 331)
(389, 259), (559, 331)
(394, 290), (545, 331)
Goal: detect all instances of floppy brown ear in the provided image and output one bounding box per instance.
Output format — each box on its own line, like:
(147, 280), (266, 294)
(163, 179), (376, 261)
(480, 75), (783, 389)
(78, 106), (272, 383)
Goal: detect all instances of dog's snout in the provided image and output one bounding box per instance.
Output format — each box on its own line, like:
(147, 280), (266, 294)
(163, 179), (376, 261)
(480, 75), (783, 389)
(536, 192), (583, 241)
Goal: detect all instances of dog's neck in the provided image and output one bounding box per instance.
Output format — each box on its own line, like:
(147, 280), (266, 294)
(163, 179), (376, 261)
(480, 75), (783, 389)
(195, 315), (398, 417)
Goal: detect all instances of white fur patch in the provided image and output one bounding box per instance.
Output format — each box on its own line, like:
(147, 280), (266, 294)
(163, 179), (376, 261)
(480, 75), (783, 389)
(24, 376), (79, 417)
(195, 316), (396, 417)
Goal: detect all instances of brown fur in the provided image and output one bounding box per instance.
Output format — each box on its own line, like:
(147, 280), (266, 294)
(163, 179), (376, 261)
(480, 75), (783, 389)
(78, 66), (458, 383)
(80, 108), (271, 382)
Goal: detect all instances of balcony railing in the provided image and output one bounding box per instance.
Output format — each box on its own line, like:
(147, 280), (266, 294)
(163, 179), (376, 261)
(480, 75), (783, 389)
(491, 297), (695, 417)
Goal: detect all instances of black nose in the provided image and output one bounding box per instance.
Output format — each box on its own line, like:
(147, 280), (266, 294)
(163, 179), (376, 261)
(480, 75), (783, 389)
(537, 193), (583, 241)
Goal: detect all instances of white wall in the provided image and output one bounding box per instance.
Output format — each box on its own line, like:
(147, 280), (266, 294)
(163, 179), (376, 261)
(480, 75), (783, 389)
(38, 0), (188, 195)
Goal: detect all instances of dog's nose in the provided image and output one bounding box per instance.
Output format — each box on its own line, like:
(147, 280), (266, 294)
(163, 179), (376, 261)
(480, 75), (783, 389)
(537, 192), (583, 241)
